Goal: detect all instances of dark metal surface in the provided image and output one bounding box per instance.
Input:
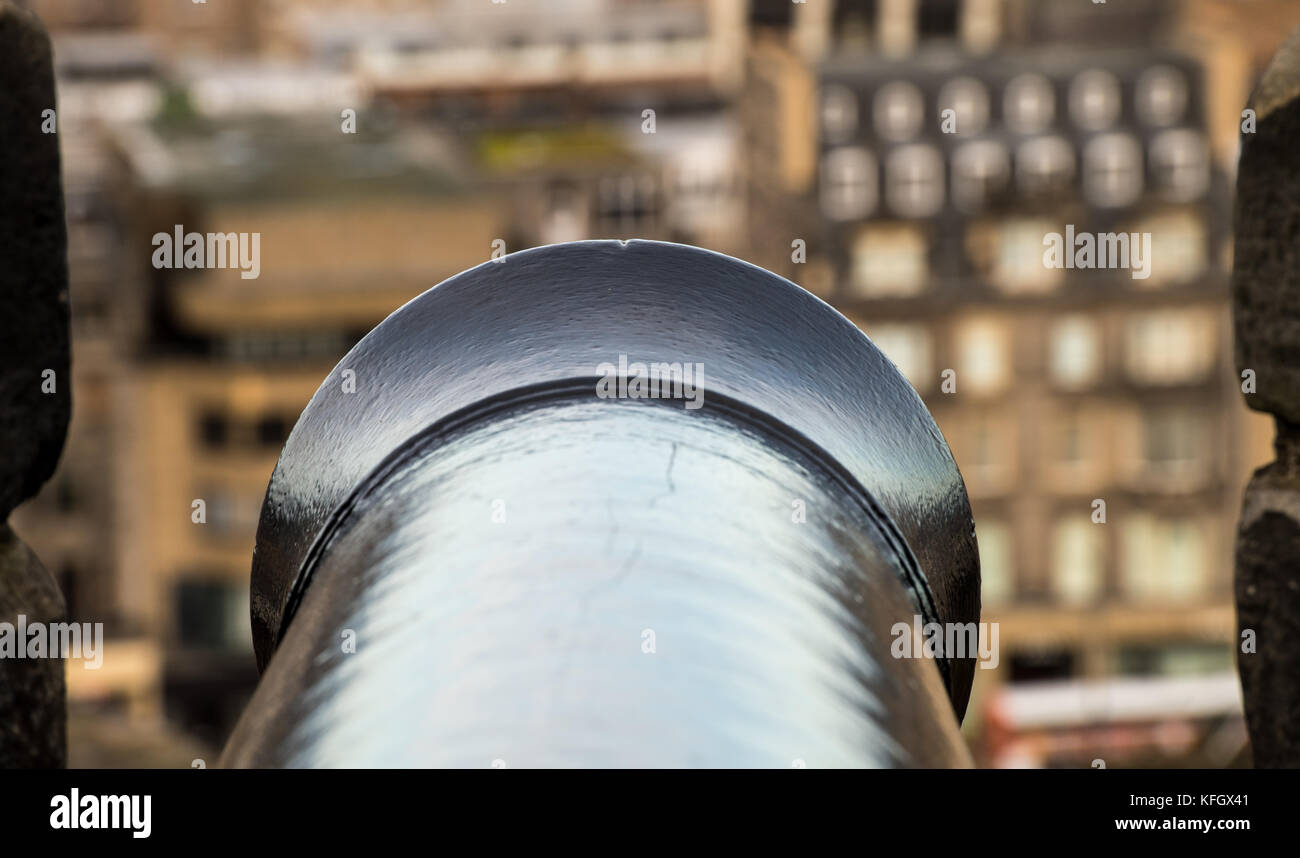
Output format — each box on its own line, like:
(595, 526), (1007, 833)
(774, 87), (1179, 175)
(248, 240), (981, 715)
(225, 393), (972, 767)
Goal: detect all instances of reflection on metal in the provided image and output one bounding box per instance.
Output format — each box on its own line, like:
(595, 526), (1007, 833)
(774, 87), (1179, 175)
(226, 240), (980, 767)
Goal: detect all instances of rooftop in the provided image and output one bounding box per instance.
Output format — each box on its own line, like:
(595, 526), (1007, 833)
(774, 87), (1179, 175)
(114, 111), (471, 203)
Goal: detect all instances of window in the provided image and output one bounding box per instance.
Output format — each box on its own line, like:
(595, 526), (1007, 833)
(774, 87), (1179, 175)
(1015, 136), (1075, 198)
(1123, 308), (1216, 384)
(821, 84), (859, 145)
(1136, 65), (1188, 127)
(223, 331), (351, 362)
(961, 0), (1001, 53)
(197, 411), (229, 448)
(1051, 516), (1105, 606)
(863, 322), (933, 391)
(1115, 643), (1232, 677)
(952, 139), (1009, 212)
(1007, 649), (1074, 682)
(1004, 73), (1055, 134)
(1141, 409), (1202, 473)
(977, 519), (1014, 605)
(256, 414), (289, 447)
(873, 81), (924, 141)
(1048, 314), (1102, 389)
(542, 181), (587, 244)
(1121, 515), (1209, 603)
(1149, 129), (1209, 203)
(850, 224), (929, 297)
(831, 0), (877, 51)
(938, 76), (989, 136)
(1137, 210), (1207, 284)
(820, 146), (878, 221)
(175, 579), (254, 651)
(201, 488), (236, 534)
(1044, 408), (1109, 492)
(596, 175), (656, 234)
(751, 0), (795, 28)
(1069, 69), (1121, 131)
(955, 317), (1011, 394)
(199, 486), (260, 535)
(1083, 132), (1143, 208)
(885, 144), (944, 217)
(1126, 405), (1211, 490)
(1059, 413), (1083, 465)
(967, 217), (1063, 294)
(917, 0), (960, 39)
(959, 410), (1017, 496)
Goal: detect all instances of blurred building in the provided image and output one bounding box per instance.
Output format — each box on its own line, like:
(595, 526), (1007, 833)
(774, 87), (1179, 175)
(13, 0), (1300, 765)
(98, 111), (507, 742)
(985, 673), (1248, 768)
(477, 115), (743, 252)
(258, 0), (752, 250)
(265, 0), (747, 114)
(742, 0), (1278, 766)
(21, 0), (262, 56)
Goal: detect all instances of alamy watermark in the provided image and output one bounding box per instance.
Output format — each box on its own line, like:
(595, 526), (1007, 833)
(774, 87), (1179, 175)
(891, 615), (999, 670)
(50, 789), (150, 839)
(596, 354), (705, 410)
(0, 614), (103, 669)
(152, 225), (261, 280)
(1043, 225), (1151, 280)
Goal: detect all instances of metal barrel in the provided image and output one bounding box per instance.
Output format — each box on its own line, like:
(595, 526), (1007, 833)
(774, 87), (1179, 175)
(222, 240), (980, 767)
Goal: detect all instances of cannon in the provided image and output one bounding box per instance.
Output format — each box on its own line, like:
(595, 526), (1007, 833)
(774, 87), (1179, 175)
(0, 0), (977, 770)
(8, 0), (1300, 767)
(221, 240), (982, 767)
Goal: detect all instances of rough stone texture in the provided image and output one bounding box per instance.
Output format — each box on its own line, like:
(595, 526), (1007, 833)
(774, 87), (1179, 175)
(0, 2), (70, 768)
(0, 525), (66, 768)
(1235, 461), (1300, 768)
(0, 1), (71, 522)
(1232, 25), (1300, 768)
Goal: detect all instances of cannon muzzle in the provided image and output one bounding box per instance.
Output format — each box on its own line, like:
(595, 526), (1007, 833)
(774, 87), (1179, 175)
(222, 240), (980, 767)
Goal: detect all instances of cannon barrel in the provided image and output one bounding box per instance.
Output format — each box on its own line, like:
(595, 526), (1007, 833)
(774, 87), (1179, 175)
(222, 240), (980, 767)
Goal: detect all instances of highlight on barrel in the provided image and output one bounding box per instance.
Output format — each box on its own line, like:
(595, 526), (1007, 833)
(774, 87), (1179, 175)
(222, 240), (980, 768)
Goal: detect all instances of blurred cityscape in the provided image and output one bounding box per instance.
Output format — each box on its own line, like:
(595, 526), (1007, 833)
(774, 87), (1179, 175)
(10, 0), (1298, 767)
